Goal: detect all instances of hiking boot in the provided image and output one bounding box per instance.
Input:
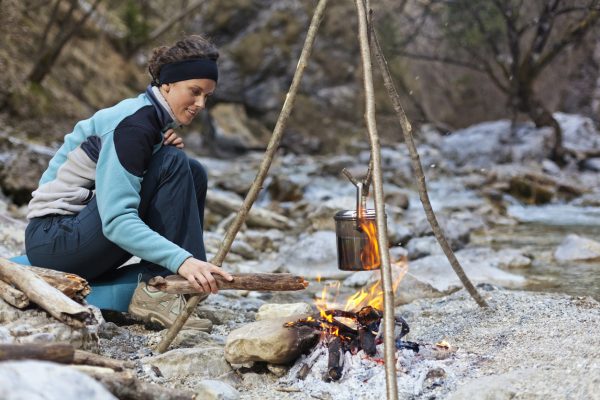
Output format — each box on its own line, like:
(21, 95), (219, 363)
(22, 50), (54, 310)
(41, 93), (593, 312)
(128, 282), (212, 332)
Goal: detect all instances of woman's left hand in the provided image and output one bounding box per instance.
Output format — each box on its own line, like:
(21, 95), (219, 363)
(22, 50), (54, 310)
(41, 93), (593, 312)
(163, 129), (184, 148)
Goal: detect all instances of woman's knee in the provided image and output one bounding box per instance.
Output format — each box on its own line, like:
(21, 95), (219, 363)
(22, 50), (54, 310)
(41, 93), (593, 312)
(189, 158), (208, 191)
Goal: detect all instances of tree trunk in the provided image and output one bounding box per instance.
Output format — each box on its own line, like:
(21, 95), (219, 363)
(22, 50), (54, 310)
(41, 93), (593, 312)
(527, 96), (564, 163)
(27, 0), (101, 84)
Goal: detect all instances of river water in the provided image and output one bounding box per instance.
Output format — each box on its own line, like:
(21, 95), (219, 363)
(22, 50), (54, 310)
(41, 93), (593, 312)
(471, 204), (600, 300)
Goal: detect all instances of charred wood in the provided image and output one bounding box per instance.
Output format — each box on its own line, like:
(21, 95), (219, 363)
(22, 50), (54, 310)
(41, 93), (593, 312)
(324, 336), (344, 382)
(358, 327), (377, 356)
(296, 346), (326, 380)
(149, 273), (308, 294)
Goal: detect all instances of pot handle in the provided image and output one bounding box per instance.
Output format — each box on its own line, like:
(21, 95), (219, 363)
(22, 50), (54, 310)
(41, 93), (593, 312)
(356, 182), (363, 231)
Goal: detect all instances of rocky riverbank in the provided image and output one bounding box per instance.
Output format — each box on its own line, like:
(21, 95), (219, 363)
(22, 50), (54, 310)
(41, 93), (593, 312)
(1, 114), (600, 398)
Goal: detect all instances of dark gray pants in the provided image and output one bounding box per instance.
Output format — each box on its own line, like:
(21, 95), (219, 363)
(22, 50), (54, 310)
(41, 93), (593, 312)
(25, 146), (207, 282)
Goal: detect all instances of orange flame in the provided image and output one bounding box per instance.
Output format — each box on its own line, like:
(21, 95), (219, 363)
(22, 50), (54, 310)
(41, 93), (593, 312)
(315, 261), (407, 315)
(358, 217), (381, 270)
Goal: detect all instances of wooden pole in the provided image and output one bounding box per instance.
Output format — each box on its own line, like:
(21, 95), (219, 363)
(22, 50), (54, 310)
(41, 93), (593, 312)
(148, 273), (308, 294)
(370, 22), (488, 308)
(156, 0), (329, 353)
(354, 1), (399, 398)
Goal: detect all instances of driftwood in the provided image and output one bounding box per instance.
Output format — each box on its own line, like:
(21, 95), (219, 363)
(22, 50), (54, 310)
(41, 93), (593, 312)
(148, 273), (308, 294)
(0, 257), (95, 328)
(0, 257), (90, 303)
(0, 279), (29, 308)
(82, 369), (195, 400)
(0, 344), (133, 372)
(0, 343), (74, 363)
(73, 350), (134, 371)
(206, 191), (294, 230)
(29, 265), (91, 302)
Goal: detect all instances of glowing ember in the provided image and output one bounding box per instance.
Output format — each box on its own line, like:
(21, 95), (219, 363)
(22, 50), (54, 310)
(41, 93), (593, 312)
(435, 340), (451, 349)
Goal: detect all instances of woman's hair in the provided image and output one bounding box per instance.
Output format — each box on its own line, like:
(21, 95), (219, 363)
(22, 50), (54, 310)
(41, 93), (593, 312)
(148, 35), (219, 85)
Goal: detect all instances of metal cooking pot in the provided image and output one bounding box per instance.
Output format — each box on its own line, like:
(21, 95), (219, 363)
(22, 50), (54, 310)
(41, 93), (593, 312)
(334, 182), (384, 271)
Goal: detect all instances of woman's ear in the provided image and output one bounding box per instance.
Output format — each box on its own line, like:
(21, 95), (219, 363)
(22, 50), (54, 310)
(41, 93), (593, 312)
(161, 83), (171, 93)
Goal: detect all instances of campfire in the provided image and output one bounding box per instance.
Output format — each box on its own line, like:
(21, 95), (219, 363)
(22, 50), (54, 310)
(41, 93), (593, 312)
(285, 197), (418, 382)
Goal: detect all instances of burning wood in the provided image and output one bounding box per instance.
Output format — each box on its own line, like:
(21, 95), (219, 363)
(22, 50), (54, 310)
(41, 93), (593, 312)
(285, 306), (419, 381)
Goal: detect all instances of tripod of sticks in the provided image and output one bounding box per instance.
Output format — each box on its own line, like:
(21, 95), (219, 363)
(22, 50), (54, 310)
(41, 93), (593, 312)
(156, 2), (489, 399)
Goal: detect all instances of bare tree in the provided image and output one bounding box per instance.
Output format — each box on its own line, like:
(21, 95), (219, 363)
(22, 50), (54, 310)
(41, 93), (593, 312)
(399, 0), (600, 163)
(27, 0), (102, 85)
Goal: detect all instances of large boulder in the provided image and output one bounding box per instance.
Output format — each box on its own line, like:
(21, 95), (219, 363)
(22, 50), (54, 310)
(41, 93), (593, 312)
(409, 247), (527, 292)
(224, 315), (318, 365)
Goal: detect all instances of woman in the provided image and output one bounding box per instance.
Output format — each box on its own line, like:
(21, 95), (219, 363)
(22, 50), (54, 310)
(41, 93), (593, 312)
(24, 35), (232, 331)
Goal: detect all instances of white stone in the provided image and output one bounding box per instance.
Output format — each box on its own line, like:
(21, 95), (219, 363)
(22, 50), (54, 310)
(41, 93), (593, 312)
(0, 360), (116, 400)
(255, 303), (313, 320)
(554, 234), (600, 262)
(195, 380), (240, 400)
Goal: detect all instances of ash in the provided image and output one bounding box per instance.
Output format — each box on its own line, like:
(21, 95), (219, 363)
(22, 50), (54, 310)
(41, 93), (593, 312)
(279, 342), (456, 399)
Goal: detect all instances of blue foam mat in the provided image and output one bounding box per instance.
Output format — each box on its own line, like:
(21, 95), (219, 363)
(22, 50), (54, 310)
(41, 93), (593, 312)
(9, 255), (137, 312)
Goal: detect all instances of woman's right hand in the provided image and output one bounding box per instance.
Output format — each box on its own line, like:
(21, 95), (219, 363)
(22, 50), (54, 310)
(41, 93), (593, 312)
(177, 257), (233, 294)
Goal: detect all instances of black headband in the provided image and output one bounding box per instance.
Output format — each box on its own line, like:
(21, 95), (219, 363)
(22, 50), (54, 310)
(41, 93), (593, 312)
(158, 58), (218, 85)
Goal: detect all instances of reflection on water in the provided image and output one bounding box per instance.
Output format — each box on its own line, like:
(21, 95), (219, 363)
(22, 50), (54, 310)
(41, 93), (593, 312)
(472, 222), (600, 300)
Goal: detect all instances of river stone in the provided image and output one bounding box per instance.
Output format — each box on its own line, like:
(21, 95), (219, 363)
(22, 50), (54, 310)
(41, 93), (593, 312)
(255, 303), (313, 320)
(406, 236), (443, 260)
(195, 380), (240, 400)
(493, 248), (532, 269)
(0, 298), (100, 350)
(554, 234), (600, 262)
(0, 360), (116, 400)
(281, 231), (352, 279)
(142, 347), (234, 381)
(409, 248), (526, 292)
(224, 315), (319, 365)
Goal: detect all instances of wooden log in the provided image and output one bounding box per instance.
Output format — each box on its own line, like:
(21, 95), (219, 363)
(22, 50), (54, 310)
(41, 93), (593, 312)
(324, 336), (344, 382)
(0, 279), (29, 308)
(358, 327), (377, 356)
(73, 350), (134, 371)
(0, 257), (90, 302)
(29, 266), (91, 302)
(81, 369), (195, 400)
(0, 257), (96, 328)
(148, 273), (309, 294)
(0, 343), (74, 363)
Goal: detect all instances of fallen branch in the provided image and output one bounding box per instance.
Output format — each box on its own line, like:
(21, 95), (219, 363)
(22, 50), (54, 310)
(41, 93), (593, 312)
(157, 0), (329, 353)
(82, 369), (195, 400)
(0, 279), (29, 308)
(29, 265), (91, 302)
(0, 257), (91, 302)
(148, 273), (308, 294)
(0, 343), (74, 363)
(0, 258), (96, 328)
(0, 344), (133, 373)
(73, 350), (134, 371)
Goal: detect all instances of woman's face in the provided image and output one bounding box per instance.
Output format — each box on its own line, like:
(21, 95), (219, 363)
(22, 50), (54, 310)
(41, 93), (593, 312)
(160, 78), (216, 125)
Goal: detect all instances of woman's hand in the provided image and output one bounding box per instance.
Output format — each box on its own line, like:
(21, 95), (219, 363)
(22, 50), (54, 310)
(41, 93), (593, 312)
(177, 257), (233, 294)
(163, 128), (184, 148)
